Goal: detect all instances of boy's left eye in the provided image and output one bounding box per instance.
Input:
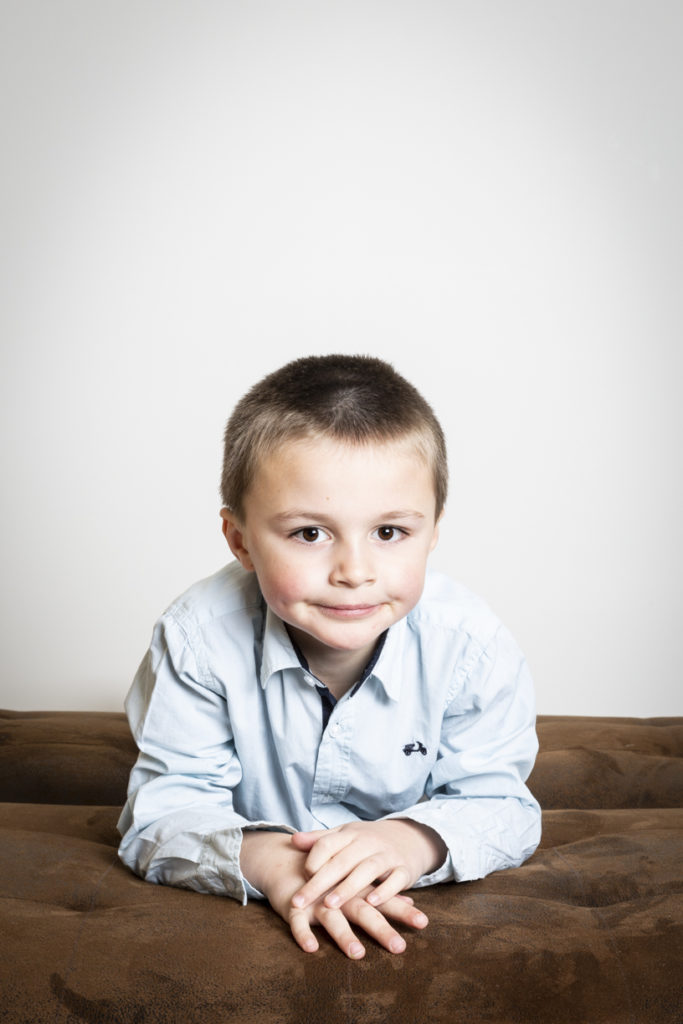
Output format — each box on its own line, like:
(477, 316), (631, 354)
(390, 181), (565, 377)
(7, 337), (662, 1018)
(373, 525), (404, 542)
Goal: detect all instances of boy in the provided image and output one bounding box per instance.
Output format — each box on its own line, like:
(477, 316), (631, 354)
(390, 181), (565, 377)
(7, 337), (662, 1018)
(118, 354), (540, 960)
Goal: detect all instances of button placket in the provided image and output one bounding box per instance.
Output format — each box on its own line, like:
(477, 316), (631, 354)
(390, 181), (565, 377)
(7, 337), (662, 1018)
(313, 702), (353, 806)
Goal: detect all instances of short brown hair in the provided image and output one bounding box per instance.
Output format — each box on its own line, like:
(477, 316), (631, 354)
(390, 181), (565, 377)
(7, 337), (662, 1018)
(220, 354), (448, 519)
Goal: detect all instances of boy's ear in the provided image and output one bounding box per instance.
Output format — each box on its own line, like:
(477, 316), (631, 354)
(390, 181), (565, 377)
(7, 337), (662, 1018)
(220, 509), (255, 571)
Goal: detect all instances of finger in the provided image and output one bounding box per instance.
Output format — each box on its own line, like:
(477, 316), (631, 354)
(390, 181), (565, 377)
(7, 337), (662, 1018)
(291, 840), (376, 908)
(293, 846), (390, 910)
(314, 905), (366, 960)
(343, 897), (408, 955)
(377, 894), (429, 931)
(325, 863), (411, 911)
(290, 829), (327, 853)
(363, 867), (413, 908)
(301, 828), (351, 876)
(288, 912), (321, 955)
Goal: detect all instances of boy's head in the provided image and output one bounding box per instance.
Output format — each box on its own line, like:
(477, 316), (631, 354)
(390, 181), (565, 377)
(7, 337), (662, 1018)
(220, 354), (448, 521)
(220, 355), (447, 681)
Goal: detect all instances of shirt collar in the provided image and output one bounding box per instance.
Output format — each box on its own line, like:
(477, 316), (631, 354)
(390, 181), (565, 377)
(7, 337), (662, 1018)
(259, 604), (301, 686)
(259, 601), (407, 702)
(370, 615), (406, 702)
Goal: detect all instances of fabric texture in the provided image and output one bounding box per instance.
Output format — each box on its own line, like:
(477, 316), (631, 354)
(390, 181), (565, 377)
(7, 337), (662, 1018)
(0, 709), (681, 1023)
(118, 562), (540, 902)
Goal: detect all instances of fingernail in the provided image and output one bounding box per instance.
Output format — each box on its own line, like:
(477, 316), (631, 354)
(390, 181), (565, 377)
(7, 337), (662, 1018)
(303, 939), (318, 953)
(366, 892), (379, 905)
(291, 894), (304, 908)
(349, 942), (365, 959)
(326, 894), (340, 908)
(390, 937), (406, 954)
(413, 912), (428, 927)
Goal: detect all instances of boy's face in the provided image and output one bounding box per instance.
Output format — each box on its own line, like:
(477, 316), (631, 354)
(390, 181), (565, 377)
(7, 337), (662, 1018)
(222, 435), (440, 672)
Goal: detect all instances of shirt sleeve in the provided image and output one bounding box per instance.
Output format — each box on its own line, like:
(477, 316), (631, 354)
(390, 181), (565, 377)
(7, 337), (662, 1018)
(116, 613), (294, 905)
(383, 622), (541, 886)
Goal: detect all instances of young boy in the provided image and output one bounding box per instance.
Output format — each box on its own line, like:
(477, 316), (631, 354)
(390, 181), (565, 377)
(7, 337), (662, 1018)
(118, 354), (541, 960)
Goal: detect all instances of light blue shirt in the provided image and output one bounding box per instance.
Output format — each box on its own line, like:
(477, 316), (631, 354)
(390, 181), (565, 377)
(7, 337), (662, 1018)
(118, 562), (541, 904)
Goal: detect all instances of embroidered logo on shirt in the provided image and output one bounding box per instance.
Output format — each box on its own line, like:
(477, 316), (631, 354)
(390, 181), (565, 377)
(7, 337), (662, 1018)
(402, 741), (427, 757)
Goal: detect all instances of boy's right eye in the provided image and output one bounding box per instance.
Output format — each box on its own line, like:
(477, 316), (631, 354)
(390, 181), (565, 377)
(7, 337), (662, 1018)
(291, 527), (328, 544)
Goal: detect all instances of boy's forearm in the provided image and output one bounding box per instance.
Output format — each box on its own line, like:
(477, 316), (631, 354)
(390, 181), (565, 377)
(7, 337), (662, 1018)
(388, 818), (449, 878)
(239, 829), (296, 897)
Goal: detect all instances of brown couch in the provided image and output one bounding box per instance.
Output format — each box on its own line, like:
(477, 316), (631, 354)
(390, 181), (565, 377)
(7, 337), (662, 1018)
(1, 710), (681, 1023)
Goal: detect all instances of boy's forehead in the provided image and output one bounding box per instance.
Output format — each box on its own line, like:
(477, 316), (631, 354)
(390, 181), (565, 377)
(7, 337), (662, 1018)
(246, 434), (437, 511)
(262, 433), (431, 474)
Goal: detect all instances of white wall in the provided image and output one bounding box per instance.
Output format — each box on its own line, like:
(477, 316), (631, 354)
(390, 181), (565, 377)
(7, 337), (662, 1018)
(1, 2), (681, 716)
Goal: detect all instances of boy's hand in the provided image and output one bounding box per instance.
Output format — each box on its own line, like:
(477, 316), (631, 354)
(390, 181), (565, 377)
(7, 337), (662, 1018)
(240, 830), (429, 959)
(289, 819), (447, 912)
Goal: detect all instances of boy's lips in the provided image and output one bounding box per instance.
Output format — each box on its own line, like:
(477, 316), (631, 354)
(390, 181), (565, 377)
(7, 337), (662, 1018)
(315, 603), (380, 620)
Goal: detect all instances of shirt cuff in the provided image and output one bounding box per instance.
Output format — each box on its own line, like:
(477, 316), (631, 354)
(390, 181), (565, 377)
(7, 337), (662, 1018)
(202, 822), (296, 905)
(385, 794), (541, 885)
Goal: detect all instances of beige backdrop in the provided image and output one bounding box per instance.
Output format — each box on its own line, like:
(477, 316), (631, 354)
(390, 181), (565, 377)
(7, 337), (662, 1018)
(1, 1), (681, 714)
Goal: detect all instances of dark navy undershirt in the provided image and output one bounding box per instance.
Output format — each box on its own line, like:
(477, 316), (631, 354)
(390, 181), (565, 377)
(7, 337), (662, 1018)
(287, 629), (388, 733)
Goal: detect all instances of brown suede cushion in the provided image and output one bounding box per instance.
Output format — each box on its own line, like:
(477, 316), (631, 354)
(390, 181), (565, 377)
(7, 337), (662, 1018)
(2, 710), (681, 809)
(1, 712), (682, 1023)
(530, 716), (683, 809)
(0, 710), (135, 805)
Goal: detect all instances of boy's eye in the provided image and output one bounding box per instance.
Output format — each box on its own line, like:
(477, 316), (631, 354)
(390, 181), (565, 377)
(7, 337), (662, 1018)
(374, 525), (404, 542)
(292, 527), (327, 543)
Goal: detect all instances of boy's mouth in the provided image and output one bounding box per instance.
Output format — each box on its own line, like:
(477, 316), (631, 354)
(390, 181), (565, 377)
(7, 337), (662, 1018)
(316, 604), (379, 620)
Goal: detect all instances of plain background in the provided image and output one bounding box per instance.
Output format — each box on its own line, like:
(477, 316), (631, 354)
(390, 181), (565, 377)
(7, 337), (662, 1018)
(1, 2), (681, 715)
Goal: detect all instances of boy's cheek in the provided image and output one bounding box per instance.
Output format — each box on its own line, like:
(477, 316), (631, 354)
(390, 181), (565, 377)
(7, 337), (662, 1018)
(387, 565), (428, 609)
(257, 567), (312, 609)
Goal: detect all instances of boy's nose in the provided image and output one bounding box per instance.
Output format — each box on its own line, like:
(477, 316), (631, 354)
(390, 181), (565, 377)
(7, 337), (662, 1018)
(330, 543), (375, 587)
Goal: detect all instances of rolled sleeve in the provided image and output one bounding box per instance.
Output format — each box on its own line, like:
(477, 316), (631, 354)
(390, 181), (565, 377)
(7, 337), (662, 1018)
(117, 614), (292, 903)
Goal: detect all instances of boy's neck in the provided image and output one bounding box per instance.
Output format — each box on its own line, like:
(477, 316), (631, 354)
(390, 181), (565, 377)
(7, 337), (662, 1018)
(287, 627), (379, 701)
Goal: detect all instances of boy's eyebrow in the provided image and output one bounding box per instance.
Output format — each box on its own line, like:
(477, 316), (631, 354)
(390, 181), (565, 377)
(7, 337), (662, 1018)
(271, 509), (426, 522)
(376, 510), (426, 521)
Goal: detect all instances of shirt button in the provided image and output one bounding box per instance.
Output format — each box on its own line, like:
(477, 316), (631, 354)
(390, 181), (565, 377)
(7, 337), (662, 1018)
(329, 723), (341, 738)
